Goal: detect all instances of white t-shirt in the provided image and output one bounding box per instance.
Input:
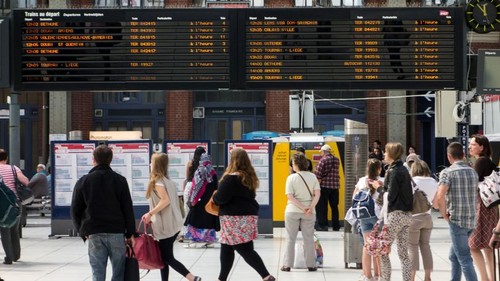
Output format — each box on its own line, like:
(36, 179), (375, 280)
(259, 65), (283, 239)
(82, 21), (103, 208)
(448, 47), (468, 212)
(285, 171), (320, 213)
(412, 176), (438, 215)
(354, 176), (384, 219)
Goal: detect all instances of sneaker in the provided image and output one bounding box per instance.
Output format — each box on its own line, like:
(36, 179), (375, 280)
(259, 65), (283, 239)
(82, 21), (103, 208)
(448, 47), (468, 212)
(193, 276), (202, 281)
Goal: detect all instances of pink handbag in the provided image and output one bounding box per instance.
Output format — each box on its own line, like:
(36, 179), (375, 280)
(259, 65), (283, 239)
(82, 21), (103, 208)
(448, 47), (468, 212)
(134, 220), (164, 270)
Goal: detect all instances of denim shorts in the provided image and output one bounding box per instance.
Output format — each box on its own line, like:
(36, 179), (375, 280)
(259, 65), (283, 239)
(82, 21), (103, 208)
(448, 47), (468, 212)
(359, 216), (378, 234)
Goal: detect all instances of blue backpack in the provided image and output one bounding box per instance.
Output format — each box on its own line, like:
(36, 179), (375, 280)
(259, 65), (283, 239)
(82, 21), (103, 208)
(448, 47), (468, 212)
(0, 178), (20, 228)
(352, 190), (376, 219)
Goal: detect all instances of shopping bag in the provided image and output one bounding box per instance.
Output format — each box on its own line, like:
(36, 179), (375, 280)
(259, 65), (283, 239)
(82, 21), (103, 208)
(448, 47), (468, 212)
(125, 245), (140, 281)
(293, 241), (306, 269)
(134, 220), (164, 270)
(366, 222), (391, 257)
(314, 235), (323, 267)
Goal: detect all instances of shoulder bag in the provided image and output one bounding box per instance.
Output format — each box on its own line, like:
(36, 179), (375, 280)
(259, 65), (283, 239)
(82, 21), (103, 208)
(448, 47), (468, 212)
(478, 170), (500, 208)
(11, 166), (34, 205)
(134, 219), (164, 271)
(412, 179), (431, 215)
(0, 177), (20, 228)
(205, 190), (219, 216)
(125, 244), (140, 281)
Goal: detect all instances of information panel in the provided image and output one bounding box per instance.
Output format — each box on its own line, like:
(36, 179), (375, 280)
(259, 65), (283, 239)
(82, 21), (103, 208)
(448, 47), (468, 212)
(241, 8), (465, 90)
(108, 141), (151, 205)
(12, 9), (234, 91)
(12, 8), (465, 91)
(52, 142), (96, 207)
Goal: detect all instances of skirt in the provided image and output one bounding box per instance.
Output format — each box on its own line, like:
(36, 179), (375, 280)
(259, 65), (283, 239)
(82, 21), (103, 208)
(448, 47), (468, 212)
(219, 215), (258, 246)
(185, 224), (217, 243)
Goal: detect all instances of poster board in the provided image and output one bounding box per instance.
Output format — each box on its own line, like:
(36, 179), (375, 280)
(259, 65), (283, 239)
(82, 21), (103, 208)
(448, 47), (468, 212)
(107, 141), (152, 205)
(50, 141), (98, 236)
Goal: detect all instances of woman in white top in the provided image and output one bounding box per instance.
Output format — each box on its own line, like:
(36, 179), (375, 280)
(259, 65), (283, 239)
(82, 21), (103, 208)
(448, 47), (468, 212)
(353, 158), (384, 281)
(408, 160), (438, 281)
(281, 153), (320, 272)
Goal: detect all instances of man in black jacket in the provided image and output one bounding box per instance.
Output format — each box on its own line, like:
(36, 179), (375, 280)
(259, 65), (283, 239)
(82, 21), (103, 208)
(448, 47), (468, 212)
(71, 144), (136, 281)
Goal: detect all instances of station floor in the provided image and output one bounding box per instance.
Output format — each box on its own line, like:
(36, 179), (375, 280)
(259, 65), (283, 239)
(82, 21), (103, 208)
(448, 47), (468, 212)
(1, 211), (456, 281)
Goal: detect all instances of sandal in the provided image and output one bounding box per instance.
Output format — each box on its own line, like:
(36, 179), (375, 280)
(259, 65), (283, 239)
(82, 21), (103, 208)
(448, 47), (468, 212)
(280, 266), (291, 272)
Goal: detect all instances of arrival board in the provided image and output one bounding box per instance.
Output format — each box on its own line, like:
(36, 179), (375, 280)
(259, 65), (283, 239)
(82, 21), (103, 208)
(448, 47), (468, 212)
(12, 8), (465, 91)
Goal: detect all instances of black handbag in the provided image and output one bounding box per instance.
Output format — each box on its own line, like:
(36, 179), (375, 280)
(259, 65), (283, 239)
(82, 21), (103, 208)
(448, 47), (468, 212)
(125, 244), (140, 281)
(11, 166), (34, 205)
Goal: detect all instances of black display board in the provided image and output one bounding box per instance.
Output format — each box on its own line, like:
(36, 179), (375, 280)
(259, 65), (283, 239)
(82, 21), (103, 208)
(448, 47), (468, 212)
(0, 17), (9, 88)
(477, 49), (500, 95)
(12, 8), (466, 91)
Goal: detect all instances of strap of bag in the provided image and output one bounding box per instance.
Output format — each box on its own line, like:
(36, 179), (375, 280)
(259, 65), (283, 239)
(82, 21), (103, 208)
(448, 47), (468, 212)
(494, 247), (497, 281)
(139, 218), (156, 238)
(411, 178), (419, 191)
(10, 165), (19, 185)
(297, 173), (313, 199)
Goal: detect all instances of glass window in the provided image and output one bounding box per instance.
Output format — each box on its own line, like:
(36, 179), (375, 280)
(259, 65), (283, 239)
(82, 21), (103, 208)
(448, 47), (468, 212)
(108, 122), (128, 131)
(132, 121), (152, 140)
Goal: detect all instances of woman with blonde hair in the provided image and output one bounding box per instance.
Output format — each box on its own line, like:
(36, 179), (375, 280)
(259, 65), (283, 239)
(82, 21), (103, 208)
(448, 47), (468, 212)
(409, 159), (438, 281)
(213, 148), (275, 281)
(141, 153), (201, 281)
(373, 142), (413, 281)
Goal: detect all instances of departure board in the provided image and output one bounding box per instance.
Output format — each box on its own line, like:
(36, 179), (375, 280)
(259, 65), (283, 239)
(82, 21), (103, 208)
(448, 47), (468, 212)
(12, 9), (234, 91)
(0, 17), (9, 88)
(241, 8), (465, 90)
(12, 8), (466, 91)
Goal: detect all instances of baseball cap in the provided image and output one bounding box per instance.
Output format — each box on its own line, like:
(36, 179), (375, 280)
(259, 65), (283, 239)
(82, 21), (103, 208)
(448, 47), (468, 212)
(406, 153), (419, 164)
(320, 144), (331, 152)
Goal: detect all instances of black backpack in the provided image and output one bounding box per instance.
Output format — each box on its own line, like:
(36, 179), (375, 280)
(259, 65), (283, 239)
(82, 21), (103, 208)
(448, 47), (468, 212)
(0, 177), (20, 228)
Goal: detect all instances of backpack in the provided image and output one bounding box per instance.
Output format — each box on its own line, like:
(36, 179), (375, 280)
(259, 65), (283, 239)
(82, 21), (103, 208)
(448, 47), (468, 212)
(0, 178), (20, 228)
(478, 170), (500, 208)
(352, 190), (376, 219)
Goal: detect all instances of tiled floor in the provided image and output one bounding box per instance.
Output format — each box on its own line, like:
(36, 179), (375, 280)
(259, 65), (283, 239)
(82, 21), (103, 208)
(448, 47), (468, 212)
(1, 212), (454, 281)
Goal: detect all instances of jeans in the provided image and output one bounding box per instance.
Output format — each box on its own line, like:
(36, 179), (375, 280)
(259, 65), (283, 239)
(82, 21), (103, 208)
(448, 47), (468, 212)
(448, 222), (477, 281)
(87, 233), (126, 281)
(315, 188), (340, 229)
